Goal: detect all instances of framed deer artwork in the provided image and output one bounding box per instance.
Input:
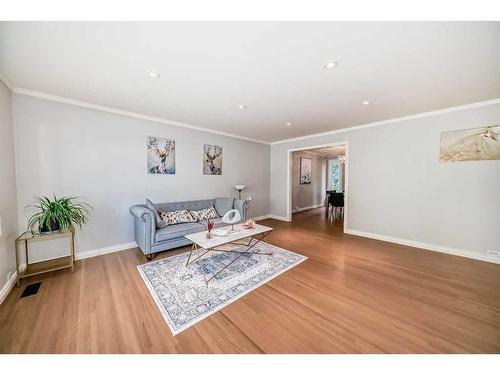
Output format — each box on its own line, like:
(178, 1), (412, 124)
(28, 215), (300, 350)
(147, 136), (176, 174)
(203, 144), (223, 175)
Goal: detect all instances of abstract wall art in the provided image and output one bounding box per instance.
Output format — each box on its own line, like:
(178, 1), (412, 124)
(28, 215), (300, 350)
(440, 125), (500, 162)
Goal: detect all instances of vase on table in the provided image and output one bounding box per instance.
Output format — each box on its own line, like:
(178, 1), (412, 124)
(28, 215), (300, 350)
(206, 219), (214, 239)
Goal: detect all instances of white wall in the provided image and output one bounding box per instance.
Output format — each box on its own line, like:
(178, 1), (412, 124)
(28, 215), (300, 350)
(291, 151), (325, 211)
(271, 102), (500, 257)
(0, 80), (18, 297)
(12, 94), (271, 261)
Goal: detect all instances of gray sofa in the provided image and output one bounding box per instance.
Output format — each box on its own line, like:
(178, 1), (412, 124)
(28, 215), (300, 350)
(130, 198), (248, 260)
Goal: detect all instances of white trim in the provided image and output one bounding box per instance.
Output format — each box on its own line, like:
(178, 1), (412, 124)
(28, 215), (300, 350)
(286, 141), (349, 232)
(251, 214), (290, 222)
(12, 87), (270, 145)
(75, 241), (137, 260)
(345, 229), (500, 265)
(267, 214), (290, 222)
(292, 204), (325, 213)
(0, 72), (13, 91)
(9, 87), (500, 146)
(252, 215), (270, 221)
(0, 241), (137, 304)
(0, 271), (17, 305)
(270, 97), (500, 145)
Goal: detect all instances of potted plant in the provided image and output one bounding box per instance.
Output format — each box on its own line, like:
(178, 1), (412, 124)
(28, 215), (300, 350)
(26, 195), (93, 234)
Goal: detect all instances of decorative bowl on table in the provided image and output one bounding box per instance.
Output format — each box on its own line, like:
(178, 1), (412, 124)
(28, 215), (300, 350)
(213, 229), (230, 237)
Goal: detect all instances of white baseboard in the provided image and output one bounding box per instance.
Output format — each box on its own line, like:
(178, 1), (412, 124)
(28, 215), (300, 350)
(292, 204), (325, 213)
(252, 215), (271, 221)
(0, 241), (137, 305)
(252, 215), (288, 221)
(267, 215), (290, 222)
(0, 272), (17, 305)
(253, 214), (290, 222)
(345, 229), (500, 265)
(75, 241), (137, 260)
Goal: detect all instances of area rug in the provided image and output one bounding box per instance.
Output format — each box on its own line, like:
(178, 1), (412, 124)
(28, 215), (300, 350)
(137, 241), (307, 335)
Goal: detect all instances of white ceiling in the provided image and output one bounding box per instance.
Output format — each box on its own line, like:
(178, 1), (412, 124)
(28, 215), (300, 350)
(1, 22), (499, 143)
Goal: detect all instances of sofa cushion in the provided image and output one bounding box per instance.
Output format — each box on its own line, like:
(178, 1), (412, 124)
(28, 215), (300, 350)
(146, 199), (166, 229)
(215, 197), (234, 217)
(155, 199), (215, 213)
(190, 206), (219, 222)
(155, 222), (205, 242)
(159, 209), (195, 226)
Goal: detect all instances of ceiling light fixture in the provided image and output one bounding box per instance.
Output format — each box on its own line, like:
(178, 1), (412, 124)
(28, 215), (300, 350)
(286, 122), (292, 127)
(238, 104), (247, 109)
(362, 100), (371, 105)
(146, 70), (160, 78)
(324, 60), (338, 70)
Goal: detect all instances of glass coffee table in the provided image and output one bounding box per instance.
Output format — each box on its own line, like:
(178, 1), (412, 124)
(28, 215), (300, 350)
(184, 223), (273, 285)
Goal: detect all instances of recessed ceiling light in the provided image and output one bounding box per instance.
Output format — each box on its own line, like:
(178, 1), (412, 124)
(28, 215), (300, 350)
(238, 104), (247, 109)
(362, 100), (371, 105)
(146, 70), (160, 78)
(324, 60), (338, 70)
(286, 122), (292, 127)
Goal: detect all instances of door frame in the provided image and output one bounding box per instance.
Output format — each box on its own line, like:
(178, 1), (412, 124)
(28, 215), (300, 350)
(286, 141), (349, 233)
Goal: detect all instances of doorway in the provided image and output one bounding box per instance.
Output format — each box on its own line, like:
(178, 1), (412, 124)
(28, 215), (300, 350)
(287, 141), (348, 233)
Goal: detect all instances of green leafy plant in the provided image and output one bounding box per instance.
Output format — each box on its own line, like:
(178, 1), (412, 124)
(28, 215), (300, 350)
(26, 195), (93, 234)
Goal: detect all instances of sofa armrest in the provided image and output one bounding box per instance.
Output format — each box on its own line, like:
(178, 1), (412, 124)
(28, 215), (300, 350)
(129, 205), (156, 254)
(234, 199), (249, 222)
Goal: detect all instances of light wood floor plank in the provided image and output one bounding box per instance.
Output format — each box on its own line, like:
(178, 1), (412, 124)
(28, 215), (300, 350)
(1, 208), (499, 353)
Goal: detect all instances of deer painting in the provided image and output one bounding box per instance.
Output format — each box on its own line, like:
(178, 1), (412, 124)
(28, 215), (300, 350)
(203, 144), (222, 175)
(147, 136), (176, 174)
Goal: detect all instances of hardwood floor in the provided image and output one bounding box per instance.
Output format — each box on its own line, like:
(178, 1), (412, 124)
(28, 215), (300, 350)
(1, 208), (499, 353)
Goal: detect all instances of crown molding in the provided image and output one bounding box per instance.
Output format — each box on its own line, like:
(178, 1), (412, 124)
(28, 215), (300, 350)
(9, 85), (500, 146)
(270, 97), (500, 145)
(0, 72), (14, 91)
(12, 87), (271, 145)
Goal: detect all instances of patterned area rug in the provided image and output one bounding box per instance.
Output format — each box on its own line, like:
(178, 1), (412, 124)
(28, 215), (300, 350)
(137, 241), (307, 335)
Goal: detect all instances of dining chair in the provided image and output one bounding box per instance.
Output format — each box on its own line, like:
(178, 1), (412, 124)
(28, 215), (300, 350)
(328, 192), (344, 221)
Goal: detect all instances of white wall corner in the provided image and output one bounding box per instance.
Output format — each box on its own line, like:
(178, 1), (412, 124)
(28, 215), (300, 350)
(0, 270), (17, 305)
(0, 71), (14, 91)
(0, 241), (137, 304)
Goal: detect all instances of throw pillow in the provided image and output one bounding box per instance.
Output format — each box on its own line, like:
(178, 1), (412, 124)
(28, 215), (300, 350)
(146, 199), (166, 229)
(190, 206), (219, 222)
(159, 209), (195, 226)
(215, 197), (234, 217)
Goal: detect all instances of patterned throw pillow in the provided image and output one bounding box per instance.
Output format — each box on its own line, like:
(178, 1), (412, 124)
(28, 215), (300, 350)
(159, 209), (195, 226)
(190, 206), (219, 222)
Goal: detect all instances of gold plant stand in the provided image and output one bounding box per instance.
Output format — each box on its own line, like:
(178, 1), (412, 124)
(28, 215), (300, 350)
(15, 229), (75, 287)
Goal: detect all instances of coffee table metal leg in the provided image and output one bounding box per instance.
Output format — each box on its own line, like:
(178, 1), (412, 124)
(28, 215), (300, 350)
(194, 243), (208, 286)
(206, 231), (273, 283)
(185, 244), (194, 266)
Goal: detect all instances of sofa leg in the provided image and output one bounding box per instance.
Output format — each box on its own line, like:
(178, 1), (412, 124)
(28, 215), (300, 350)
(145, 254), (154, 261)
